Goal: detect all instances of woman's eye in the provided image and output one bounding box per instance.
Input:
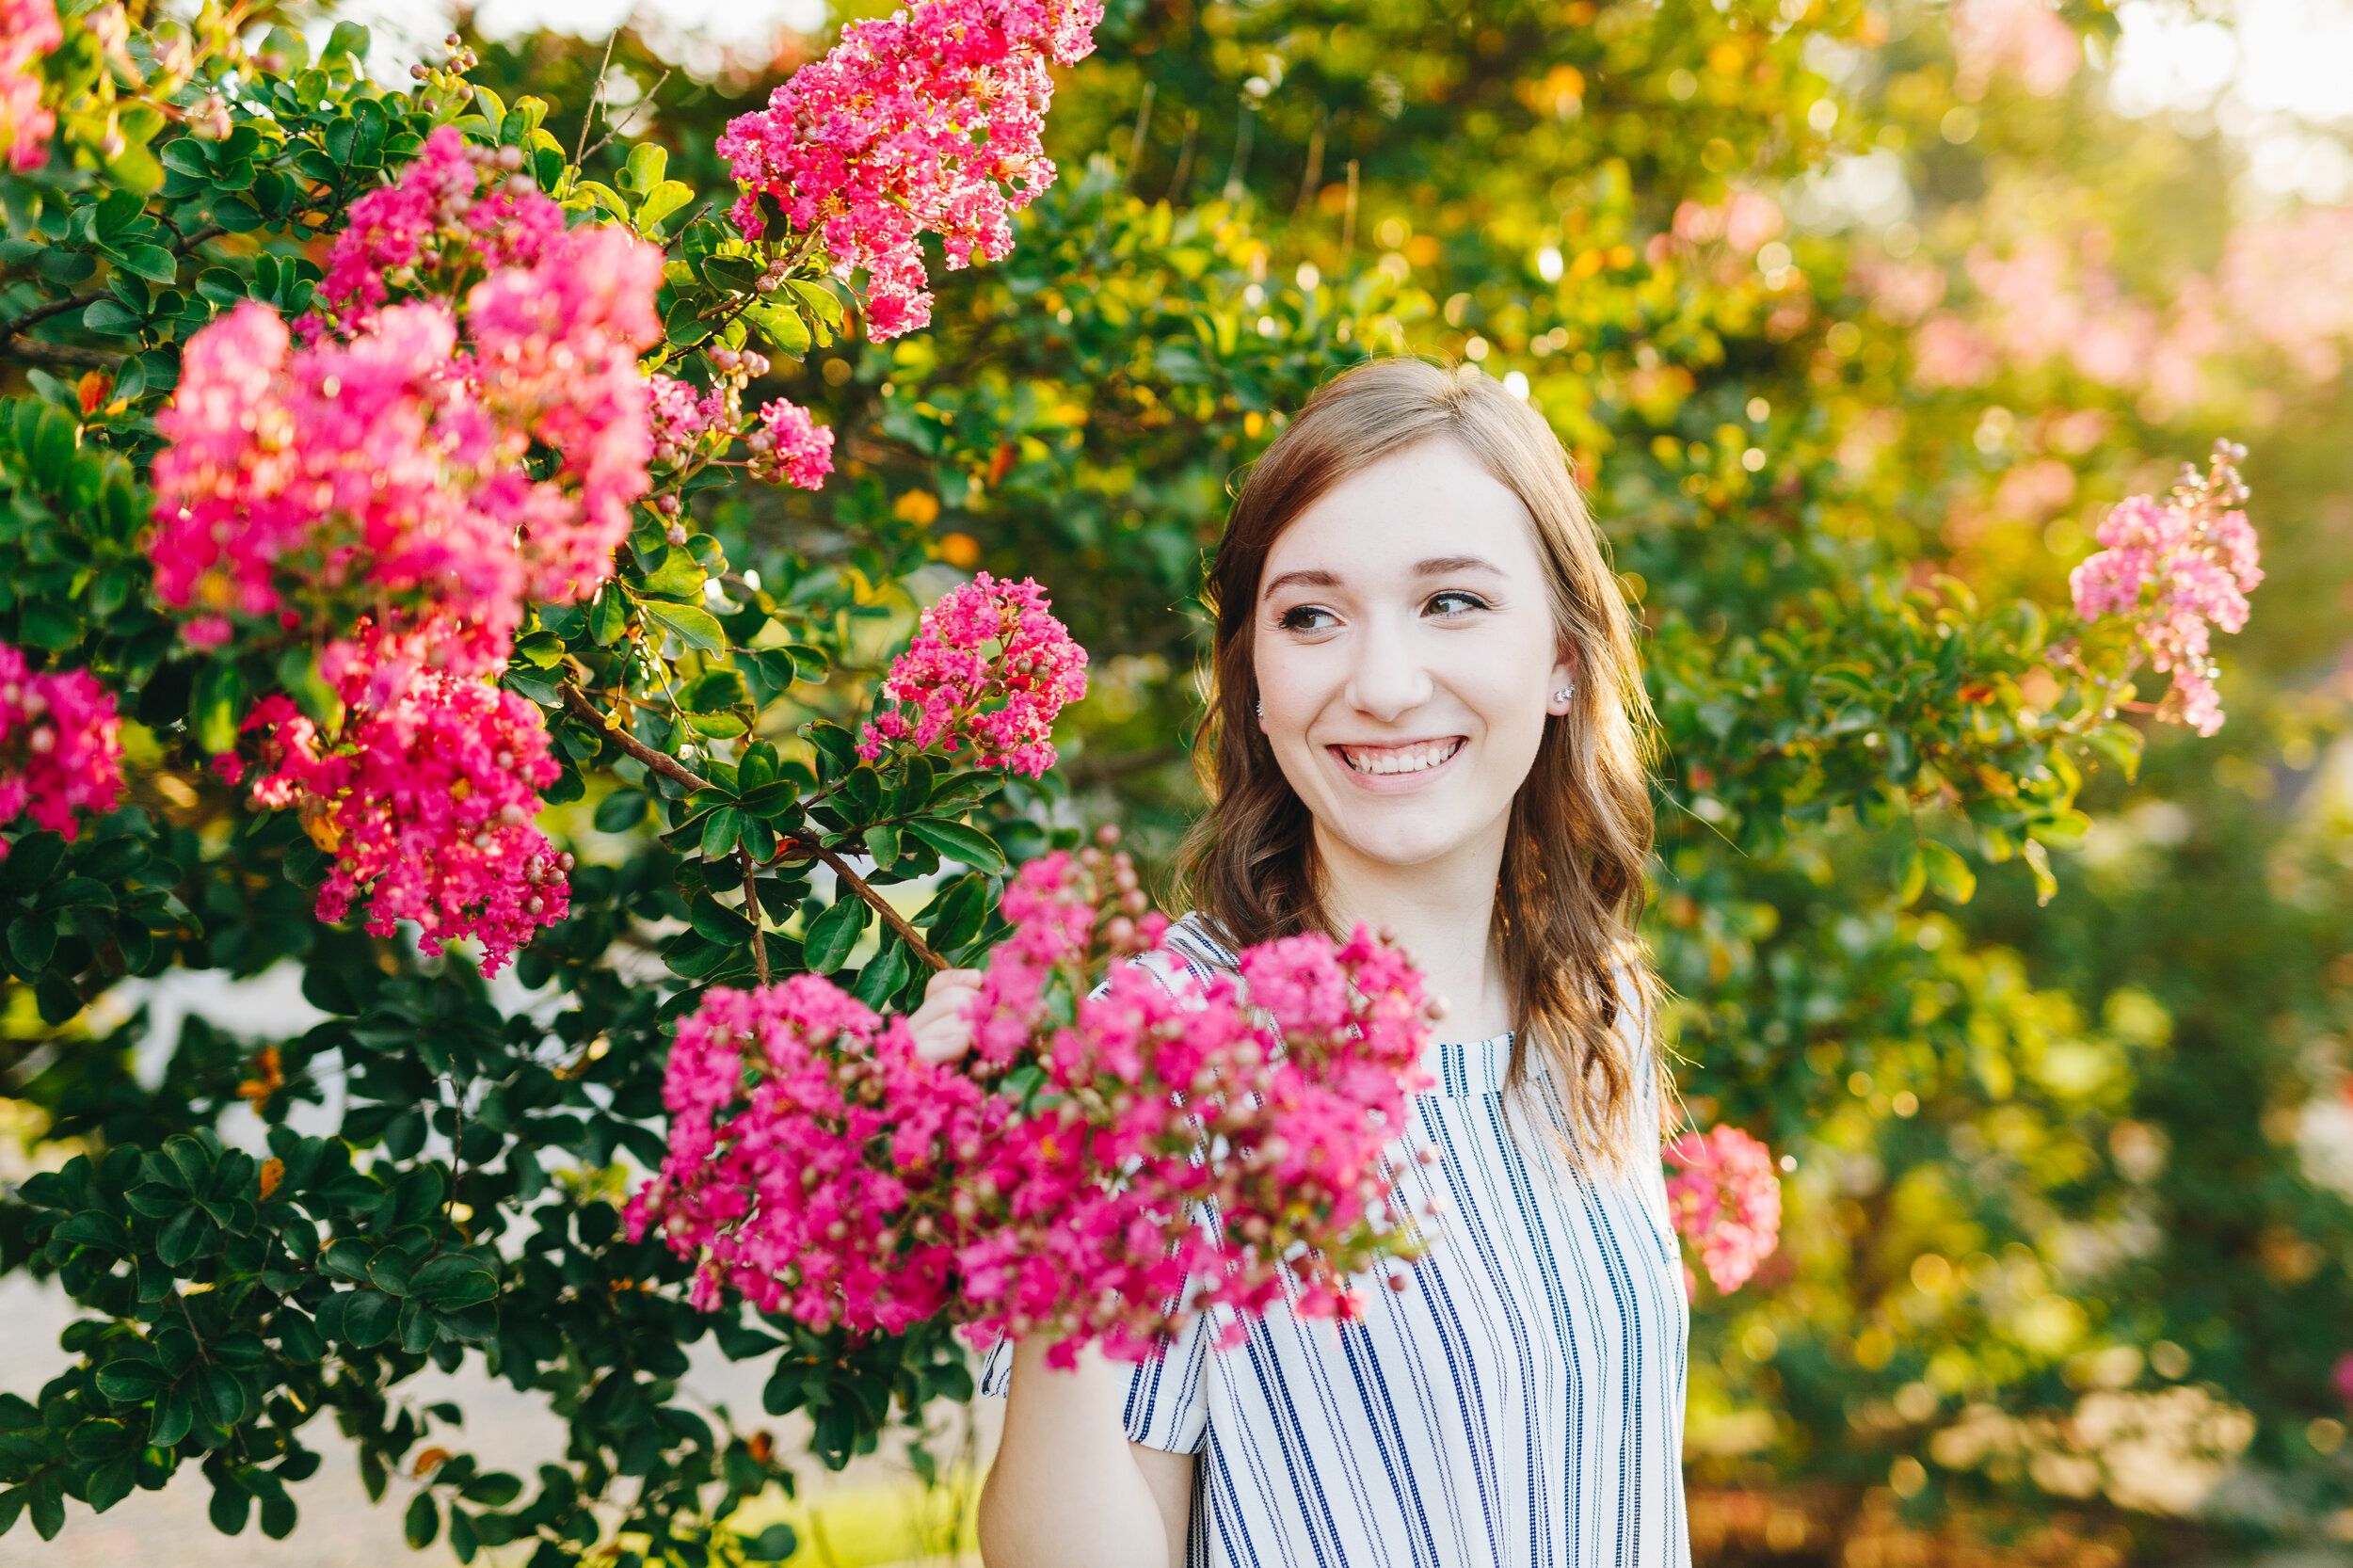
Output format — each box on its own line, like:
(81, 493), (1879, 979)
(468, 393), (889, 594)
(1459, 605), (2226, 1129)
(1278, 605), (1337, 632)
(1426, 591), (1491, 617)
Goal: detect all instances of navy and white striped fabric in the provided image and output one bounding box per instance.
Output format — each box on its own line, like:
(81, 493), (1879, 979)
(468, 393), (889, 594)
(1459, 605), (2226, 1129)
(980, 916), (1691, 1568)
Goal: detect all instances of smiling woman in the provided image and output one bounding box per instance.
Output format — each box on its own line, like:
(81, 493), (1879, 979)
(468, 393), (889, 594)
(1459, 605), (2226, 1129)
(963, 357), (1686, 1568)
(1189, 355), (1659, 1162)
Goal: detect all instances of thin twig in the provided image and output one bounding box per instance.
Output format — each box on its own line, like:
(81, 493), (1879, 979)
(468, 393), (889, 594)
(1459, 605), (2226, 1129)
(1125, 81), (1155, 187)
(739, 846), (769, 984)
(579, 68), (672, 167)
(1339, 159), (1359, 263)
(796, 840), (947, 973)
(575, 31), (617, 168)
(558, 681), (945, 972)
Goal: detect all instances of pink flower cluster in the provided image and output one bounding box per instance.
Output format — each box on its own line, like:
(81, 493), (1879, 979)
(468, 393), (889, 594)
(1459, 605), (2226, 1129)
(2068, 440), (2262, 736)
(0, 643), (122, 854)
(1901, 211), (2353, 414)
(240, 621), (571, 974)
(1663, 1124), (1783, 1295)
(748, 397), (835, 490)
(643, 363), (835, 496)
(1948, 0), (2082, 100)
(0, 0), (58, 172)
(305, 127), (566, 338)
(152, 224), (659, 670)
(857, 572), (1087, 776)
(631, 848), (1436, 1366)
(2335, 1351), (2353, 1412)
(715, 0), (1107, 338)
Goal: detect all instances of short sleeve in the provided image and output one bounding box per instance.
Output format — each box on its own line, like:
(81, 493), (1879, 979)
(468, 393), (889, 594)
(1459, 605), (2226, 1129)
(970, 1289), (1215, 1454)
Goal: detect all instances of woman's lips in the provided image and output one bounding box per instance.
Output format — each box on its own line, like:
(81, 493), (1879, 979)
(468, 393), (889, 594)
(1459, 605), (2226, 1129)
(1327, 737), (1467, 790)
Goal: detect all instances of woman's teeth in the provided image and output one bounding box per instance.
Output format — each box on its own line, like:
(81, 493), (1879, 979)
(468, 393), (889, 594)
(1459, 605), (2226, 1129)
(1338, 739), (1463, 776)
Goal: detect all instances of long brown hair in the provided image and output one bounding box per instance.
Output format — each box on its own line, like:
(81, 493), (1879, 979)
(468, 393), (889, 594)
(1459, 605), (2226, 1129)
(1174, 357), (1660, 1171)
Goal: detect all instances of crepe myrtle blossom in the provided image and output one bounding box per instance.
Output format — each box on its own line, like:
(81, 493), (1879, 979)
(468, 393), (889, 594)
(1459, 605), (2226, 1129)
(0, 0), (59, 172)
(151, 228), (659, 667)
(857, 573), (1087, 776)
(0, 643), (123, 855)
(303, 126), (567, 339)
(630, 847), (1437, 1367)
(239, 620), (570, 975)
(2068, 440), (2262, 736)
(1663, 1123), (1784, 1295)
(715, 0), (1107, 338)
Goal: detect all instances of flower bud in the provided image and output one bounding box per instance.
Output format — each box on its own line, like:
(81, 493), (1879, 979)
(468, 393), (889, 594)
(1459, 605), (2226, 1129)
(496, 144), (524, 171)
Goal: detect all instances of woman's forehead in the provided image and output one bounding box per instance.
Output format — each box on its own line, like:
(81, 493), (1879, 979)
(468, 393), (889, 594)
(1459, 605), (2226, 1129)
(1263, 445), (1539, 590)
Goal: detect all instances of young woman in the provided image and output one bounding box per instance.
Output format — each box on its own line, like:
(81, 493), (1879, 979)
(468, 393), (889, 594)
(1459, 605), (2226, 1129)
(910, 357), (1689, 1568)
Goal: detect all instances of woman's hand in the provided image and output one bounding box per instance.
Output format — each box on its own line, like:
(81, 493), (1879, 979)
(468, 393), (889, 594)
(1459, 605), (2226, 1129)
(907, 967), (984, 1064)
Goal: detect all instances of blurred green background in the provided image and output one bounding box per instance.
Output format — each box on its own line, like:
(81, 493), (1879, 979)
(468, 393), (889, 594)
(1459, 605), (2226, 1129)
(13, 0), (2353, 1560)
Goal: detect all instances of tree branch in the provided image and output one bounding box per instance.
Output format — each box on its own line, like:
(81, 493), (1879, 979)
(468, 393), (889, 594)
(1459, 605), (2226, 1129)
(559, 681), (944, 974)
(3, 336), (125, 370)
(0, 223), (226, 342)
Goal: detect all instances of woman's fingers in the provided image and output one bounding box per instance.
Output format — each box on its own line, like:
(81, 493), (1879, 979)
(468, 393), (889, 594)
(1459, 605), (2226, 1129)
(909, 968), (985, 1064)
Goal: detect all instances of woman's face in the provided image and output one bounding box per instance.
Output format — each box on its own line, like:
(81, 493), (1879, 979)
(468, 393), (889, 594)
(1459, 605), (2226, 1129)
(1252, 437), (1577, 881)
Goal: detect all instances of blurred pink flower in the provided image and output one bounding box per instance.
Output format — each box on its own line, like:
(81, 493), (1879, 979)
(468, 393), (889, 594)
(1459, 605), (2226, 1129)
(1950, 0), (2082, 99)
(2068, 441), (2262, 736)
(1664, 1124), (1783, 1294)
(0, 0), (58, 171)
(0, 644), (121, 852)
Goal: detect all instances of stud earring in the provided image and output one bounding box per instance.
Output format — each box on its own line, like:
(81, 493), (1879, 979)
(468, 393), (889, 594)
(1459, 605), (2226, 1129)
(1552, 683), (1577, 704)
(1255, 700), (1263, 718)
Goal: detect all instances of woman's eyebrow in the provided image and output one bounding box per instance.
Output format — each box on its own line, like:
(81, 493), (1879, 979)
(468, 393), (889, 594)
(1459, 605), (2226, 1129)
(1261, 567), (1343, 598)
(1415, 554), (1506, 577)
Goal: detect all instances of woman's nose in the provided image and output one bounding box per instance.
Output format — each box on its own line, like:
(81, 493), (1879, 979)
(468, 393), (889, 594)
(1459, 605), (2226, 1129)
(1343, 616), (1434, 721)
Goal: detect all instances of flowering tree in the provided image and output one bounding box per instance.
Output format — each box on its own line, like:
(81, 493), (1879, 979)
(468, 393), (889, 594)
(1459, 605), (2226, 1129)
(0, 0), (2315, 1562)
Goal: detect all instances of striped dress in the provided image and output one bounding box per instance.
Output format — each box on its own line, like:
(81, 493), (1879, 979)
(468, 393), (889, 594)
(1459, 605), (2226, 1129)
(980, 916), (1691, 1568)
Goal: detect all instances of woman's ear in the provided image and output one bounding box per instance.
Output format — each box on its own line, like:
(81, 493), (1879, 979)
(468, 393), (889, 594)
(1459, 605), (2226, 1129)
(1546, 642), (1582, 716)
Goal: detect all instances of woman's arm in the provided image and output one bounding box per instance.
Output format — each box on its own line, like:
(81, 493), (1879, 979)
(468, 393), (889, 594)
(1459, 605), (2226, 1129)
(979, 1336), (1194, 1568)
(909, 970), (1196, 1566)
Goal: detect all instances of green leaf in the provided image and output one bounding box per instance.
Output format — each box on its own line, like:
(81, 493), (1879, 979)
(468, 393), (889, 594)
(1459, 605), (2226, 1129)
(1920, 841), (1977, 904)
(802, 896), (868, 975)
(2021, 838), (2058, 906)
(80, 297), (143, 336)
(745, 299), (810, 358)
(155, 1206), (210, 1267)
(637, 180), (695, 232)
(275, 646), (344, 728)
(681, 668), (747, 713)
(1893, 843), (1927, 907)
(7, 912), (55, 973)
(749, 1522), (799, 1561)
(699, 807), (743, 859)
(905, 818), (1006, 871)
(404, 1491), (440, 1550)
(196, 1364), (247, 1428)
(342, 1288), (398, 1348)
(589, 586), (631, 646)
(690, 896), (755, 944)
(642, 600), (727, 652)
(114, 244), (178, 284)
(593, 789), (649, 833)
(148, 1382), (193, 1447)
(191, 660), (247, 758)
(622, 140), (669, 194)
(1, 833), (63, 893)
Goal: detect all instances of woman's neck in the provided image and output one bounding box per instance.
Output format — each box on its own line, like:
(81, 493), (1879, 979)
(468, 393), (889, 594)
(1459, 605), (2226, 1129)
(1311, 822), (1513, 1043)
